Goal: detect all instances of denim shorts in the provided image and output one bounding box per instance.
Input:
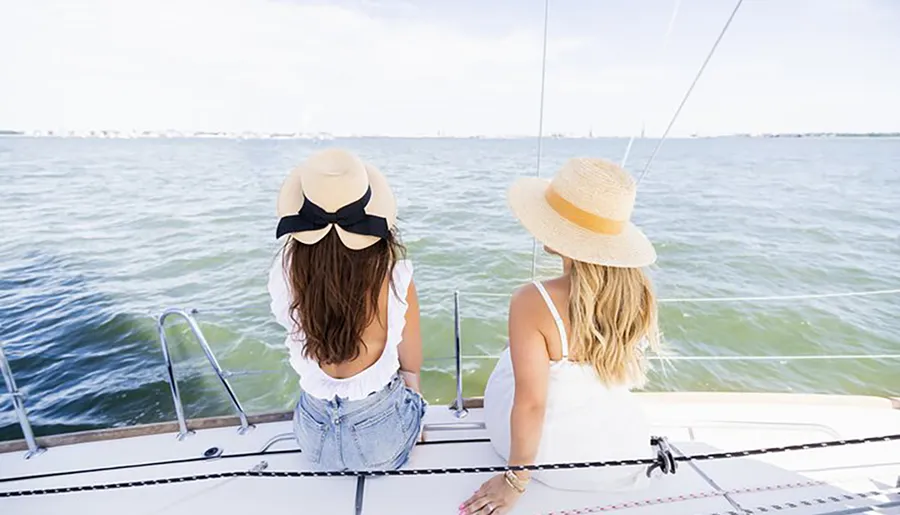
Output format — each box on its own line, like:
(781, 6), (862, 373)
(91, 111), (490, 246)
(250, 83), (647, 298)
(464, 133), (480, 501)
(293, 374), (427, 471)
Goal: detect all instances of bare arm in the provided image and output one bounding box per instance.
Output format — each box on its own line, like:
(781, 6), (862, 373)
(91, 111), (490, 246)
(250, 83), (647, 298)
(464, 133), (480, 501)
(397, 278), (423, 393)
(506, 285), (551, 480)
(462, 286), (550, 513)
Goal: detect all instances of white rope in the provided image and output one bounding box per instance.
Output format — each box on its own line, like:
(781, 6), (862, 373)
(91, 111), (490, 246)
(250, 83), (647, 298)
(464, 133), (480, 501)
(449, 354), (900, 362)
(651, 354), (900, 361)
(456, 291), (511, 298)
(658, 288), (900, 303)
(637, 0), (744, 184)
(455, 288), (900, 303)
(621, 0), (682, 168)
(531, 0), (551, 280)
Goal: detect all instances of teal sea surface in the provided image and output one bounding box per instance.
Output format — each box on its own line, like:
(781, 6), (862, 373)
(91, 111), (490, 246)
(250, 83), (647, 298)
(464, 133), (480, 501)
(1, 136), (898, 441)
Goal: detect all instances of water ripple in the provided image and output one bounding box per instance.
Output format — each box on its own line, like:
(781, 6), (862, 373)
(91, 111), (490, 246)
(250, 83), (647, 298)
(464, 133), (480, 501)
(1, 136), (898, 441)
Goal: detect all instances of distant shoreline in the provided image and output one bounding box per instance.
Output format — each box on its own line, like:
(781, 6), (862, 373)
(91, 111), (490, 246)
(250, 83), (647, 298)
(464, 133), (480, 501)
(1, 130), (899, 140)
(728, 132), (900, 139)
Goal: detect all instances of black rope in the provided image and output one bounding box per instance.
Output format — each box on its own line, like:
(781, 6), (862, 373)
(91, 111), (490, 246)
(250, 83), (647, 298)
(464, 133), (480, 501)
(0, 448), (301, 486)
(0, 436), (492, 486)
(1, 433), (897, 498)
(671, 433), (900, 463)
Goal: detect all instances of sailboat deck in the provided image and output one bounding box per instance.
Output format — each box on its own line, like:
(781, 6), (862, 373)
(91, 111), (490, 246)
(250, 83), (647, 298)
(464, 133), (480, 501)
(2, 392), (899, 514)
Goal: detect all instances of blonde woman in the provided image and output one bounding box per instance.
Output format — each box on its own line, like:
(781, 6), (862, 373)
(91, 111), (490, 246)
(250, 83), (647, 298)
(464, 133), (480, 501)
(462, 159), (660, 515)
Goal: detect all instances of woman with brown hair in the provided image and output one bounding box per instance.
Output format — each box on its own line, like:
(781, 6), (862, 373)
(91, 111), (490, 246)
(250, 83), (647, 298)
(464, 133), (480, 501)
(462, 158), (660, 514)
(268, 149), (425, 471)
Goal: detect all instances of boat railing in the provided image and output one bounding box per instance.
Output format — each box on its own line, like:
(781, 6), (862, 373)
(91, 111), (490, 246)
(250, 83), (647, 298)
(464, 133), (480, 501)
(157, 308), (253, 440)
(2, 287), (898, 459)
(446, 287), (900, 420)
(451, 291), (466, 418)
(0, 343), (44, 459)
(127, 286), (900, 436)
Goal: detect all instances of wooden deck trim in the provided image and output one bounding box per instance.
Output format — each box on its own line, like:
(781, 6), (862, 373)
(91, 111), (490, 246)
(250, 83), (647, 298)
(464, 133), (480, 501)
(463, 398), (484, 409)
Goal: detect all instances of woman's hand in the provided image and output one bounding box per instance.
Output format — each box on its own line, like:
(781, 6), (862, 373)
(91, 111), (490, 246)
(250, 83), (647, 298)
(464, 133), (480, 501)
(398, 369), (421, 393)
(460, 473), (522, 515)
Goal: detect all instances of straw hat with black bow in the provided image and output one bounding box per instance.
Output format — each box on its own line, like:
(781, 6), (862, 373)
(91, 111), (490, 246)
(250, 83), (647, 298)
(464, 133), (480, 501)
(508, 158), (656, 268)
(276, 149), (396, 249)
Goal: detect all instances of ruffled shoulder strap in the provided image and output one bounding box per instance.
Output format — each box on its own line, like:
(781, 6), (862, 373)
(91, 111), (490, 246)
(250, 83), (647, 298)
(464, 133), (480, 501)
(267, 248), (295, 331)
(391, 259), (414, 304)
(386, 259), (414, 347)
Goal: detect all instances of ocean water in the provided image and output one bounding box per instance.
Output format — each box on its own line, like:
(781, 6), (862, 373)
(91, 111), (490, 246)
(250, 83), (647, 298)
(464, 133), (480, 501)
(1, 136), (898, 441)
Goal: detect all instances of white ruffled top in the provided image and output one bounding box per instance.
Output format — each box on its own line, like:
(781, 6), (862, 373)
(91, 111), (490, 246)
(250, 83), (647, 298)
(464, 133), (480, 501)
(267, 251), (414, 401)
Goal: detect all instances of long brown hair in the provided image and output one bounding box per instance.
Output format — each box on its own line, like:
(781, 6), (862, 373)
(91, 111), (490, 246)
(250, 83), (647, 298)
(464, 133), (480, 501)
(568, 261), (660, 387)
(283, 229), (406, 365)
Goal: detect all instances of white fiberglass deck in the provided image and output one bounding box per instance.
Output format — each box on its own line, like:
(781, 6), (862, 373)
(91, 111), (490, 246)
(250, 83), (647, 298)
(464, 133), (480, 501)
(2, 393), (899, 515)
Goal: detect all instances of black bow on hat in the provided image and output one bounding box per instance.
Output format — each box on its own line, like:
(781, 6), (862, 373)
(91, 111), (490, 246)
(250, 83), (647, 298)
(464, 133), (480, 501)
(275, 186), (390, 240)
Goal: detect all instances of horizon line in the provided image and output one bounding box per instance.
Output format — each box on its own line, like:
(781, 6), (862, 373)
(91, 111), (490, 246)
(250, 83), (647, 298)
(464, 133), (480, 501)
(2, 129), (900, 140)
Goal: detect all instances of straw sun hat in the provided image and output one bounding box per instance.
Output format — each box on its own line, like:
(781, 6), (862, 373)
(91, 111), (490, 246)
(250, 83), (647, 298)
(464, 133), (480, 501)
(276, 149), (397, 250)
(508, 158), (656, 268)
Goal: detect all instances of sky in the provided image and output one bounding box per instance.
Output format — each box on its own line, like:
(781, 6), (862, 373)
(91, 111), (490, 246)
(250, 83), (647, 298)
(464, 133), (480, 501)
(1, 0), (899, 137)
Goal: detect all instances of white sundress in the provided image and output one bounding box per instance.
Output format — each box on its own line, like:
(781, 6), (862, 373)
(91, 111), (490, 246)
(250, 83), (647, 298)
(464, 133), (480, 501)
(483, 281), (653, 491)
(267, 253), (415, 401)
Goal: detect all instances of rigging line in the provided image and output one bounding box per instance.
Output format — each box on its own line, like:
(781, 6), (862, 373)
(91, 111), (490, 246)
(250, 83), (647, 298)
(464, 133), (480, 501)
(531, 0), (551, 280)
(0, 437), (493, 487)
(658, 288), (900, 303)
(621, 0), (682, 168)
(655, 354), (900, 361)
(0, 448), (302, 485)
(2, 434), (898, 496)
(448, 353), (900, 361)
(636, 0), (745, 184)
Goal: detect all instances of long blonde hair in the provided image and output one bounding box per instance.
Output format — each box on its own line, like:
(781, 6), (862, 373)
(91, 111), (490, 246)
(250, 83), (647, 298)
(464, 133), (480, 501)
(568, 260), (660, 387)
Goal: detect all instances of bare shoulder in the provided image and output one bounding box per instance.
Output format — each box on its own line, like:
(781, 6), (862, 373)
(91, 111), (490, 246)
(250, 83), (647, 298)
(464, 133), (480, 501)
(541, 275), (569, 297)
(508, 283), (552, 359)
(509, 283), (547, 326)
(406, 277), (418, 301)
(510, 282), (541, 309)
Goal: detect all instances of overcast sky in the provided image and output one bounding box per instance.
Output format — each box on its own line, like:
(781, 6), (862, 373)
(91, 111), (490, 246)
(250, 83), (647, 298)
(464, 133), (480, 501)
(2, 0), (898, 136)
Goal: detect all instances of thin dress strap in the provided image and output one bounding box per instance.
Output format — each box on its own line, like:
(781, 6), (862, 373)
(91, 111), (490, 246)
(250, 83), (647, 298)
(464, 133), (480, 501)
(532, 281), (569, 359)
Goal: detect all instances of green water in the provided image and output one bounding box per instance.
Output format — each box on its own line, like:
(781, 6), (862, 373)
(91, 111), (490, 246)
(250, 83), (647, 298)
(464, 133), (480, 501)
(0, 136), (897, 440)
